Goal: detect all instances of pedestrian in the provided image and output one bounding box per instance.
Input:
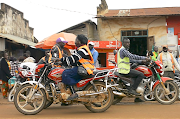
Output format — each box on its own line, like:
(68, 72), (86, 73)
(88, 42), (100, 68)
(9, 57), (19, 78)
(0, 51), (13, 99)
(157, 45), (180, 79)
(151, 46), (159, 61)
(23, 51), (36, 63)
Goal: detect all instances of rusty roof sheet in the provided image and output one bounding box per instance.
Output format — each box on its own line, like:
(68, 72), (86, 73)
(102, 7), (180, 17)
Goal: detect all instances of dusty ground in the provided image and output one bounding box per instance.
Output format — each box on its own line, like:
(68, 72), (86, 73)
(1, 92), (180, 119)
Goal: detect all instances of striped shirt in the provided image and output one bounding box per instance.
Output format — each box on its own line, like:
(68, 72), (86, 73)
(120, 47), (146, 60)
(61, 47), (90, 66)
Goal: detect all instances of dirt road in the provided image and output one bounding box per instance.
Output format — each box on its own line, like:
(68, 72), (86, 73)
(1, 95), (180, 119)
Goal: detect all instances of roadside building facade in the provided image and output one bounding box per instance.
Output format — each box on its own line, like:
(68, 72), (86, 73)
(96, 0), (180, 56)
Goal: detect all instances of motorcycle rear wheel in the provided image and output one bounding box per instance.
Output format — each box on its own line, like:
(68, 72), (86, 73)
(154, 80), (178, 105)
(84, 81), (114, 113)
(14, 84), (47, 115)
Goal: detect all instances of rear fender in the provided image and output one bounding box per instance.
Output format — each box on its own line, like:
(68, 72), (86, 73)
(152, 77), (173, 90)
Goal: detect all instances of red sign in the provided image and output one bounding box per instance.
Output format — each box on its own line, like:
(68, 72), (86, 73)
(90, 41), (121, 49)
(178, 33), (180, 45)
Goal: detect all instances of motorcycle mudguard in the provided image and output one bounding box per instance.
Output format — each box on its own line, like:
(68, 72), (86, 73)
(152, 77), (173, 90)
(21, 81), (45, 89)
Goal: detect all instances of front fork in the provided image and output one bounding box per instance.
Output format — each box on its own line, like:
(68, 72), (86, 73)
(156, 73), (170, 94)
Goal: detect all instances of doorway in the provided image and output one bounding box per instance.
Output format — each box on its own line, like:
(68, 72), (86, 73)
(128, 37), (147, 56)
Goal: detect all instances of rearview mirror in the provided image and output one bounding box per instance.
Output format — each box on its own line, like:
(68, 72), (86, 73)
(113, 50), (117, 55)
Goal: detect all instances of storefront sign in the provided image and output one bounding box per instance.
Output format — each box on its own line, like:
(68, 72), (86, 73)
(91, 41), (121, 49)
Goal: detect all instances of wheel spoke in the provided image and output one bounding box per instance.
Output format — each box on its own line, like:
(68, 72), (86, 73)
(21, 103), (28, 108)
(159, 90), (165, 99)
(33, 102), (38, 109)
(165, 95), (171, 101)
(20, 94), (27, 100)
(166, 83), (170, 90)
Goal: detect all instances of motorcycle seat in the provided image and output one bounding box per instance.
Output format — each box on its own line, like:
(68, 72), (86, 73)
(114, 72), (133, 84)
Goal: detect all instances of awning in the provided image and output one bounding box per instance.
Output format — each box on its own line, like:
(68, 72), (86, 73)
(0, 33), (36, 46)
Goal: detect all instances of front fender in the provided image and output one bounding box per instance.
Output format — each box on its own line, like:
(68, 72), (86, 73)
(21, 81), (45, 89)
(152, 77), (173, 90)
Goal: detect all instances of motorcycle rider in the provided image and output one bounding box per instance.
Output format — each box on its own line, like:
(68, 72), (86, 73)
(50, 37), (69, 60)
(56, 34), (94, 100)
(117, 37), (150, 96)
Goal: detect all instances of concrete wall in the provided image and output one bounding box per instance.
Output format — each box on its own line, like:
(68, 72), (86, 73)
(0, 3), (34, 42)
(97, 16), (167, 49)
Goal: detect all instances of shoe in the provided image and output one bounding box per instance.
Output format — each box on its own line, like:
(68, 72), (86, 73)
(134, 98), (145, 103)
(61, 103), (69, 106)
(129, 89), (141, 96)
(66, 93), (78, 101)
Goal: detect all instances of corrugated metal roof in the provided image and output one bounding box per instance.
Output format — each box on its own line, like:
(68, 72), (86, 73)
(0, 33), (36, 46)
(101, 7), (180, 17)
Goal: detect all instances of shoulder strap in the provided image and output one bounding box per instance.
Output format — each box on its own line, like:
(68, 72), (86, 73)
(160, 53), (163, 63)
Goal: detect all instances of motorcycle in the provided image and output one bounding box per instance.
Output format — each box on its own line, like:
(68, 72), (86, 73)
(109, 59), (179, 105)
(8, 62), (38, 102)
(13, 61), (115, 115)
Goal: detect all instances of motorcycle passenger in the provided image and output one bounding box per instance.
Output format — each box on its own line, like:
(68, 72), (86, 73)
(58, 34), (94, 100)
(117, 37), (150, 96)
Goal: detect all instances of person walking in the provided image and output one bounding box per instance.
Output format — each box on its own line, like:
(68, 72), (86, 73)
(157, 45), (180, 79)
(88, 42), (100, 68)
(0, 51), (13, 99)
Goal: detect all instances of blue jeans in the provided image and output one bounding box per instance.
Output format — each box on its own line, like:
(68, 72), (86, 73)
(62, 66), (82, 86)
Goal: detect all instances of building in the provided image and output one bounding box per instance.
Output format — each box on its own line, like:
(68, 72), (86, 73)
(61, 19), (99, 41)
(96, 0), (180, 56)
(0, 3), (43, 61)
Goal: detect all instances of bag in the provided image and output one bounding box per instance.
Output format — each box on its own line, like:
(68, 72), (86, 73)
(77, 66), (88, 76)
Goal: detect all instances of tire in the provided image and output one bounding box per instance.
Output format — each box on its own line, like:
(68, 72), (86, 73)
(44, 100), (53, 109)
(178, 87), (180, 101)
(112, 95), (123, 105)
(14, 84), (47, 115)
(84, 81), (114, 113)
(154, 80), (178, 105)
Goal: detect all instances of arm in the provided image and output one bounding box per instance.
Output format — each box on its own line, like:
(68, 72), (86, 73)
(61, 48), (90, 66)
(173, 56), (180, 71)
(130, 59), (143, 64)
(93, 51), (98, 63)
(121, 48), (146, 60)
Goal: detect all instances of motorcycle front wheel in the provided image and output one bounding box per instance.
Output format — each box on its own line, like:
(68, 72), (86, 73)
(154, 80), (178, 105)
(84, 81), (114, 113)
(14, 84), (47, 115)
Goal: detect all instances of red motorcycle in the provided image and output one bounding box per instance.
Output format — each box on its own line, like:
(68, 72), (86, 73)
(109, 59), (179, 105)
(13, 61), (114, 115)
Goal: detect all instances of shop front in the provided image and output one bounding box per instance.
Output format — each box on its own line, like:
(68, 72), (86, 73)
(90, 41), (122, 70)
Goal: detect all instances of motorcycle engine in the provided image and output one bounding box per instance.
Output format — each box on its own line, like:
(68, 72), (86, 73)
(136, 78), (150, 94)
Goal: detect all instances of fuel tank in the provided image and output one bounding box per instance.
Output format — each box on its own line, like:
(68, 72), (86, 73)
(135, 65), (153, 78)
(48, 67), (65, 81)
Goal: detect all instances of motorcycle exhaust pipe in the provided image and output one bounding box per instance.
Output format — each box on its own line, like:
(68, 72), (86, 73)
(113, 91), (126, 97)
(77, 91), (107, 96)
